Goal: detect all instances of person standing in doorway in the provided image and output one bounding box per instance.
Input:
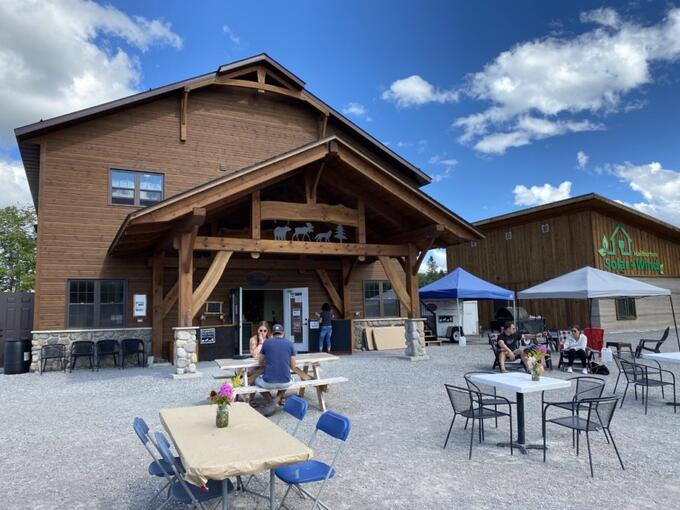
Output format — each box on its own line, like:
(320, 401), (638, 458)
(316, 302), (334, 353)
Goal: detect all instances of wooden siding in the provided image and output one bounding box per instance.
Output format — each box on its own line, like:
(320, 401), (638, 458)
(591, 211), (680, 277)
(30, 85), (415, 333)
(447, 210), (594, 330)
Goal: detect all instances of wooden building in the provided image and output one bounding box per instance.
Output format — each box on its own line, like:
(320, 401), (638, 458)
(447, 194), (680, 333)
(15, 54), (482, 371)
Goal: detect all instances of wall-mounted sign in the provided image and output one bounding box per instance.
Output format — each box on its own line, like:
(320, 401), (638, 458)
(200, 328), (216, 344)
(309, 320), (320, 329)
(133, 294), (147, 317)
(438, 315), (454, 323)
(597, 224), (664, 274)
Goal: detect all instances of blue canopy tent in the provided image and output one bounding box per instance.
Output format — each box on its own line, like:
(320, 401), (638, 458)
(420, 267), (515, 338)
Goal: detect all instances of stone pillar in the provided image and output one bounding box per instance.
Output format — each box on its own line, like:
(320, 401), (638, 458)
(172, 326), (201, 379)
(403, 318), (428, 361)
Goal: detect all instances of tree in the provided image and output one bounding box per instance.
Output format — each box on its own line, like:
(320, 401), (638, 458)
(418, 255), (446, 287)
(0, 205), (37, 291)
(334, 224), (347, 243)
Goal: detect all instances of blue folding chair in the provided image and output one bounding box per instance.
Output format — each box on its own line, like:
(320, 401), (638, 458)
(132, 417), (179, 507)
(275, 410), (351, 510)
(154, 431), (233, 510)
(243, 396), (309, 492)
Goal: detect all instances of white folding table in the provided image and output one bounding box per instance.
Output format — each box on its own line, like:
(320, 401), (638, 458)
(468, 372), (571, 454)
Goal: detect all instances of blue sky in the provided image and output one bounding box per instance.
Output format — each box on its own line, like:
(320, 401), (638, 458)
(2, 1), (680, 269)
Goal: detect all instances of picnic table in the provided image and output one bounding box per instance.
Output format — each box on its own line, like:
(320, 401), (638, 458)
(215, 352), (345, 410)
(469, 372), (571, 454)
(160, 402), (312, 510)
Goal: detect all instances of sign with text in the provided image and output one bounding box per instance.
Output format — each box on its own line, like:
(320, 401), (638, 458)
(597, 224), (664, 275)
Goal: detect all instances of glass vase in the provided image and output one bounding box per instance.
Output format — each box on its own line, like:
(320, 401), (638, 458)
(216, 403), (229, 428)
(531, 363), (541, 381)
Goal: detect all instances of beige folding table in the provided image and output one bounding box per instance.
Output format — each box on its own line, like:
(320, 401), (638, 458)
(160, 402), (313, 510)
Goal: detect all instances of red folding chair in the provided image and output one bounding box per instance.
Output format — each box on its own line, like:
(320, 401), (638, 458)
(584, 327), (604, 361)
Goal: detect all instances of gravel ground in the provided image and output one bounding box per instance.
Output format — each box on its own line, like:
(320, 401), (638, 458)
(1, 329), (679, 509)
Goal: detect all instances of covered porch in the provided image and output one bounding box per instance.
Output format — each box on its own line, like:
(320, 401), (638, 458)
(108, 136), (482, 366)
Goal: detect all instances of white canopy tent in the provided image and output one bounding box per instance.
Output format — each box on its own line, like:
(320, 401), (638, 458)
(518, 266), (679, 349)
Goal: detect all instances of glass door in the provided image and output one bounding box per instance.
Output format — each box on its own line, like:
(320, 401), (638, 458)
(283, 287), (308, 352)
(230, 288), (243, 355)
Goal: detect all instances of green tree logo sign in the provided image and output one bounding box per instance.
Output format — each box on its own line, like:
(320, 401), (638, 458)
(597, 224), (633, 257)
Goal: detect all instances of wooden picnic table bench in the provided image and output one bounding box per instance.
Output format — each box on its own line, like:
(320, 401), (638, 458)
(215, 352), (345, 411)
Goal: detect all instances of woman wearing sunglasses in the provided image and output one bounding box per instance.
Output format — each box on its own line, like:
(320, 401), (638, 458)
(249, 321), (271, 358)
(563, 325), (588, 374)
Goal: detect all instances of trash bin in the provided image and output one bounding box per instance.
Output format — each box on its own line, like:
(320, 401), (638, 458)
(4, 339), (32, 374)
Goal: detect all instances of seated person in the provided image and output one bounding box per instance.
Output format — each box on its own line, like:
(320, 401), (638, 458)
(249, 321), (271, 358)
(256, 323), (297, 406)
(496, 321), (529, 373)
(563, 325), (588, 374)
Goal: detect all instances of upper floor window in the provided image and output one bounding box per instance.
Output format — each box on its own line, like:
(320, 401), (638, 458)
(110, 169), (164, 206)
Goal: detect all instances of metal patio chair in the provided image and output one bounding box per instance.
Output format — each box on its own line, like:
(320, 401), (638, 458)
(69, 340), (95, 372)
(40, 344), (66, 374)
(132, 417), (179, 508)
(96, 339), (120, 370)
(634, 327), (670, 358)
(443, 384), (513, 459)
(465, 371), (515, 430)
(612, 352), (643, 394)
(154, 431), (232, 510)
(618, 357), (677, 415)
(489, 333), (523, 371)
(543, 396), (624, 477)
(275, 410), (351, 510)
(122, 338), (147, 368)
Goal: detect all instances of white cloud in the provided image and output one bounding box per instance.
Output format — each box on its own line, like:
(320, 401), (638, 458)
(341, 102), (372, 121)
(418, 249), (447, 273)
(0, 158), (32, 206)
(222, 25), (241, 45)
(428, 154), (458, 167)
(455, 7), (680, 153)
(611, 161), (680, 226)
(381, 75), (458, 108)
(577, 150), (589, 168)
(0, 0), (182, 144)
(513, 181), (572, 206)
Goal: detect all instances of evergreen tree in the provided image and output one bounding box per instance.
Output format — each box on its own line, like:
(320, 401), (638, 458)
(0, 205), (37, 291)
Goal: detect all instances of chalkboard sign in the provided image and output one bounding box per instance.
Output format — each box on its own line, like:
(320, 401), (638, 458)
(200, 328), (216, 344)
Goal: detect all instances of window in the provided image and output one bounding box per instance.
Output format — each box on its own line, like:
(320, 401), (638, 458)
(205, 301), (223, 315)
(67, 280), (126, 328)
(363, 280), (400, 318)
(541, 223), (550, 233)
(110, 169), (163, 206)
(615, 298), (637, 320)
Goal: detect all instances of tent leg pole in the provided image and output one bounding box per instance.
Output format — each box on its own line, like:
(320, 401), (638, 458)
(670, 296), (680, 351)
(588, 299), (593, 329)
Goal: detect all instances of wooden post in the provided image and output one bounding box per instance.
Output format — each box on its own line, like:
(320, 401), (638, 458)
(378, 256), (412, 315)
(191, 251), (232, 317)
(342, 258), (353, 319)
(177, 228), (196, 327)
(406, 244), (420, 319)
(357, 199), (366, 262)
(151, 252), (164, 358)
(251, 190), (261, 240)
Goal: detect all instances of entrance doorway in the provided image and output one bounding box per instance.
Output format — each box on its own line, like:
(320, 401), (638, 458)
(239, 287), (309, 353)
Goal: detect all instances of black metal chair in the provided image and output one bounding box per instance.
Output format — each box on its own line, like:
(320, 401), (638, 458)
(488, 333), (523, 371)
(465, 371), (515, 429)
(618, 356), (677, 414)
(40, 344), (66, 374)
(96, 339), (120, 370)
(122, 338), (147, 368)
(612, 352), (643, 394)
(443, 384), (513, 459)
(69, 341), (95, 372)
(543, 396), (624, 477)
(634, 327), (670, 358)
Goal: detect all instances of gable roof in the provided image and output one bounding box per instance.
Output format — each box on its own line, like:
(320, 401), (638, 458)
(15, 54), (431, 209)
(473, 193), (680, 239)
(108, 136), (483, 255)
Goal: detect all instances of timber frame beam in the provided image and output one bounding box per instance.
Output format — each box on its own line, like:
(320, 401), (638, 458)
(191, 251), (232, 317)
(315, 269), (344, 315)
(378, 256), (412, 317)
(260, 201), (359, 227)
(194, 236), (410, 257)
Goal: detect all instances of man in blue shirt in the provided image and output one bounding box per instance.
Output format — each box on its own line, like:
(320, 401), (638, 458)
(256, 323), (297, 405)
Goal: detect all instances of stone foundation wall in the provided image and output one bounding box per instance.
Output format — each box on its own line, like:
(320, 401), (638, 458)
(173, 327), (198, 376)
(352, 317), (425, 351)
(31, 328), (152, 372)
